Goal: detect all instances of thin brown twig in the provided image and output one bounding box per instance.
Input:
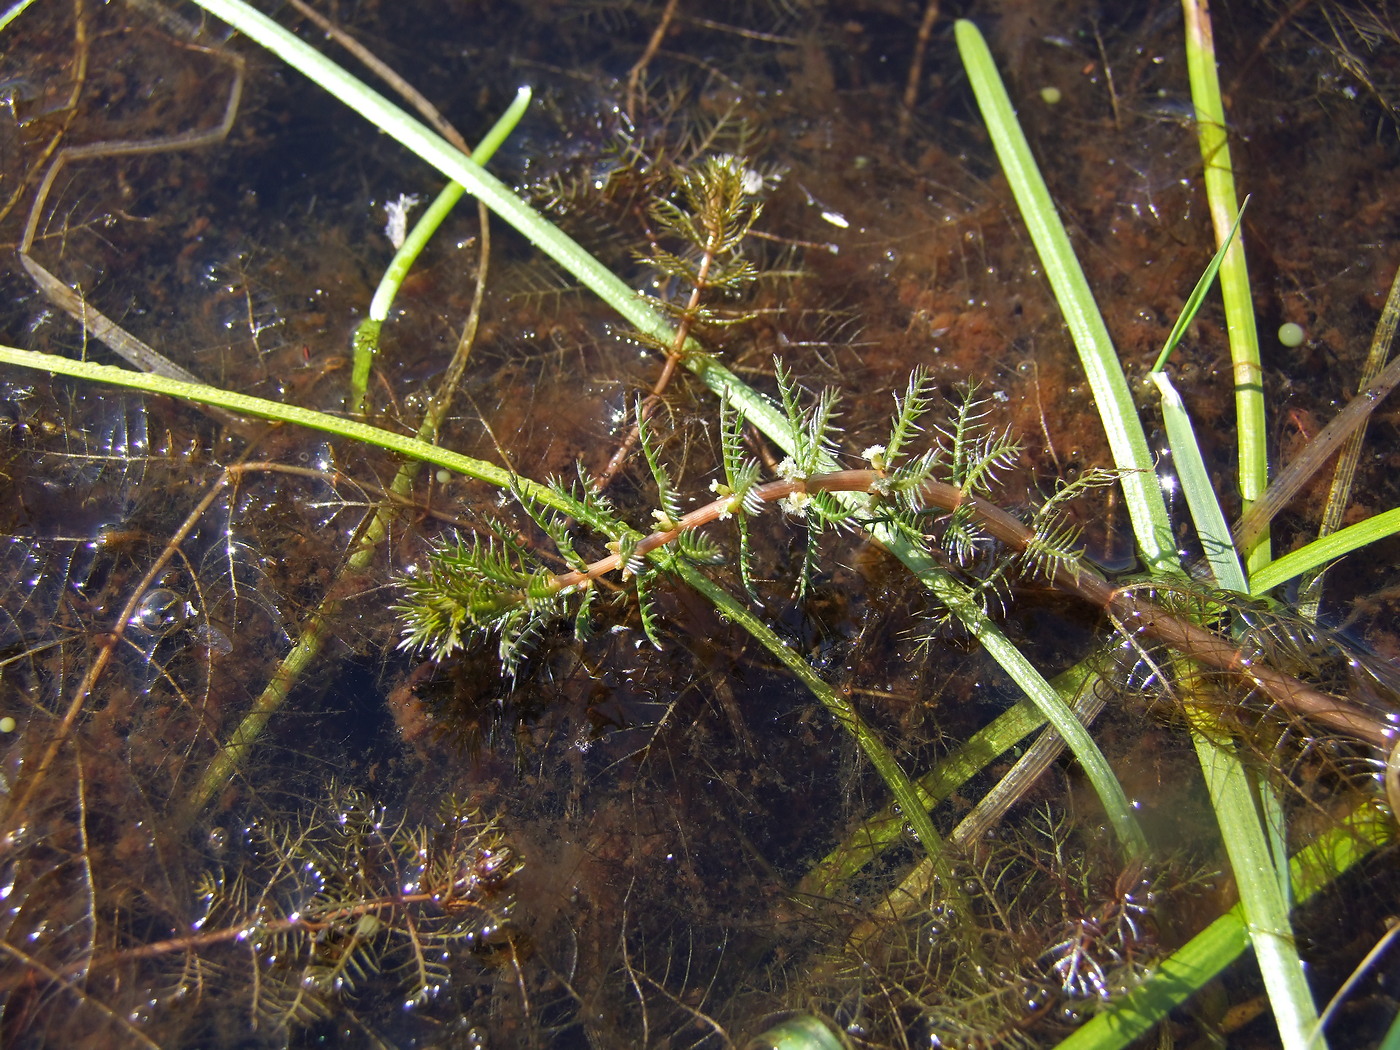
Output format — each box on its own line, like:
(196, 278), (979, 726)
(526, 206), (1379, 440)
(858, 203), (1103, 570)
(19, 39), (246, 407)
(1224, 0), (1317, 103)
(0, 941), (161, 1049)
(282, 0), (470, 154)
(0, 453), (244, 854)
(182, 188), (495, 820)
(0, 0), (90, 226)
(626, 0), (682, 122)
(595, 221), (721, 489)
(899, 0), (941, 139)
(0, 885), (463, 992)
(1309, 264), (1400, 555)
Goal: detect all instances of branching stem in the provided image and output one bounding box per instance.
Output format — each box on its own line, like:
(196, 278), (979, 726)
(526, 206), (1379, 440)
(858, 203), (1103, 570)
(597, 172), (732, 489)
(538, 469), (1392, 751)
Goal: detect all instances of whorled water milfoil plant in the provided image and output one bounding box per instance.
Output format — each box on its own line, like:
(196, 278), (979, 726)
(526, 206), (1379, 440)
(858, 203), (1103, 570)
(2, 2), (1399, 1047)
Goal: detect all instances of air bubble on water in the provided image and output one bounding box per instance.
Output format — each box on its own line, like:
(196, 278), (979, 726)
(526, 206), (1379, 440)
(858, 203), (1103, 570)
(131, 587), (192, 632)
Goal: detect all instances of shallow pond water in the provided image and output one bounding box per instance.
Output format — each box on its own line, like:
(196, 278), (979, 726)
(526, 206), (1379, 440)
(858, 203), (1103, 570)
(1, 1), (1399, 1047)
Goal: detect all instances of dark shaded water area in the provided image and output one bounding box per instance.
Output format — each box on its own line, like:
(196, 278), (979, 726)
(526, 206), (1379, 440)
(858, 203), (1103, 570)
(1, 1), (1400, 1046)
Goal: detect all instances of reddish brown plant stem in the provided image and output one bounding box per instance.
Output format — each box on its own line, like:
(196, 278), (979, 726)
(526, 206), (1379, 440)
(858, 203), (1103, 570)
(549, 469), (1393, 749)
(597, 186), (726, 489)
(0, 888), (456, 991)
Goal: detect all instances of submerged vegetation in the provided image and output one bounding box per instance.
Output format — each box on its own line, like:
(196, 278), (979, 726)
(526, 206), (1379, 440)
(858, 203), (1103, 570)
(1, 1), (1400, 1047)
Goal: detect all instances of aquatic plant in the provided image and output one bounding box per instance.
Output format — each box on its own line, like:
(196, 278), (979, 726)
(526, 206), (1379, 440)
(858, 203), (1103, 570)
(1, 2), (1398, 1048)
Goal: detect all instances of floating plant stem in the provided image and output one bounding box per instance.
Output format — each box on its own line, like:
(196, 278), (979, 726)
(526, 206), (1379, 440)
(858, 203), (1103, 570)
(596, 153), (763, 488)
(0, 347), (611, 531)
(403, 457), (1393, 752)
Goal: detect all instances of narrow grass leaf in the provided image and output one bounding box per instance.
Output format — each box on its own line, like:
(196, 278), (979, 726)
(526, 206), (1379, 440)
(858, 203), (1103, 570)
(1193, 722), (1324, 1050)
(954, 19), (1177, 576)
(1150, 371), (1245, 591)
(1249, 508), (1400, 595)
(868, 520), (1148, 857)
(1151, 200), (1247, 373)
(353, 87), (532, 413)
(1182, 0), (1268, 570)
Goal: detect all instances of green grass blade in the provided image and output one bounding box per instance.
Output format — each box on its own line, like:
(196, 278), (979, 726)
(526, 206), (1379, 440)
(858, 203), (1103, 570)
(1182, 0), (1269, 569)
(1250, 508), (1400, 595)
(0, 0), (38, 33)
(1150, 371), (1245, 591)
(1382, 1009), (1400, 1050)
(368, 85), (530, 325)
(1148, 203), (1247, 589)
(352, 87), (532, 414)
(1151, 200), (1247, 373)
(954, 19), (1177, 576)
(957, 17), (1327, 1044)
(0, 345), (626, 535)
(1172, 5), (1313, 1039)
(1193, 735), (1323, 1050)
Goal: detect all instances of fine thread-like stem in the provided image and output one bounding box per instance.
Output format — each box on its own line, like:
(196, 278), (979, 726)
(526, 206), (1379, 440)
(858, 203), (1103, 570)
(1, 462), (240, 848)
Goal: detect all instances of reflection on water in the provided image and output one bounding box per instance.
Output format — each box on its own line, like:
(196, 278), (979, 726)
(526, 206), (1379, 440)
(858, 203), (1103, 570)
(0, 1), (1398, 1046)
